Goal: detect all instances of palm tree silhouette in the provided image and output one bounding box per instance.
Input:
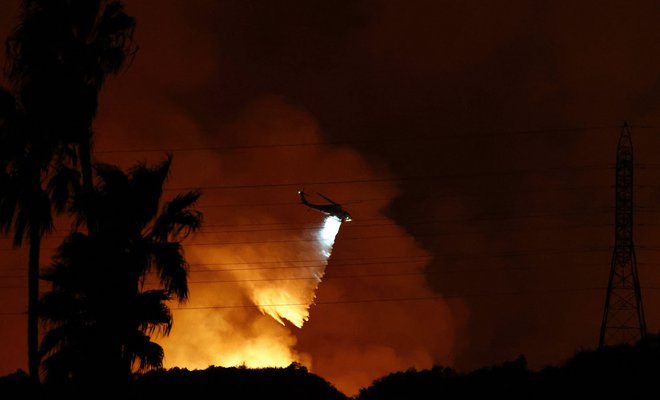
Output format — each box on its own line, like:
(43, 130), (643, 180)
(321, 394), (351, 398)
(0, 84), (59, 384)
(6, 0), (137, 212)
(39, 157), (202, 384)
(1, 0), (136, 380)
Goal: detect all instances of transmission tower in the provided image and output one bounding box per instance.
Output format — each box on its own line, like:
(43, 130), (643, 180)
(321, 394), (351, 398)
(599, 121), (646, 347)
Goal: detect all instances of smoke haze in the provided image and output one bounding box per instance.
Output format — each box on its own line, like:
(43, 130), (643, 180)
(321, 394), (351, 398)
(4, 1), (660, 397)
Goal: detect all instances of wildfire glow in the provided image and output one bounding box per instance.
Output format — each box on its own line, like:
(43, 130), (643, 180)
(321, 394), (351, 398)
(160, 214), (344, 373)
(116, 95), (455, 397)
(160, 307), (312, 370)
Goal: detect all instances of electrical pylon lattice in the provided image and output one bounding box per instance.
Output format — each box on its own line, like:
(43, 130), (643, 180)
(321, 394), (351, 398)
(599, 121), (646, 347)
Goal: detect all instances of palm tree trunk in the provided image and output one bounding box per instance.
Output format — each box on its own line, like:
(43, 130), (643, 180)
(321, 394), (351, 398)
(28, 221), (40, 382)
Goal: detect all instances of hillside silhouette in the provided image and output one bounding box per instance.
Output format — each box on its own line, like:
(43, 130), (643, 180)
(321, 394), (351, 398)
(357, 334), (660, 400)
(2, 337), (660, 399)
(0, 362), (347, 400)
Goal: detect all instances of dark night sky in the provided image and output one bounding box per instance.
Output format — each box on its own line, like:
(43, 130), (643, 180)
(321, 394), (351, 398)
(4, 0), (660, 395)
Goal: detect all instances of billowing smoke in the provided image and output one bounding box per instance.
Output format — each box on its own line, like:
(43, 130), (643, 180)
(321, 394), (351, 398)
(89, 94), (459, 396)
(148, 93), (359, 372)
(0, 2), (461, 393)
(7, 2), (660, 397)
(156, 215), (343, 373)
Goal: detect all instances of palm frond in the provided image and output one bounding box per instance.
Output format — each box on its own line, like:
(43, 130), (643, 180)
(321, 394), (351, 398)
(94, 0), (137, 78)
(47, 165), (81, 213)
(11, 181), (54, 246)
(128, 156), (171, 228)
(129, 334), (164, 372)
(94, 162), (128, 190)
(136, 290), (173, 336)
(0, 86), (15, 119)
(0, 173), (19, 235)
(41, 349), (75, 384)
(39, 155), (202, 382)
(51, 232), (92, 270)
(151, 190), (202, 241)
(39, 290), (86, 322)
(39, 323), (74, 357)
(149, 241), (188, 301)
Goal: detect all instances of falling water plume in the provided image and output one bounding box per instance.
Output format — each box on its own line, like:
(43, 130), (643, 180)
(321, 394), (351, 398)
(252, 215), (343, 327)
(318, 216), (342, 259)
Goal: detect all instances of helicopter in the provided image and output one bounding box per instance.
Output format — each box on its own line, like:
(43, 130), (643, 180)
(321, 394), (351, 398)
(298, 190), (352, 222)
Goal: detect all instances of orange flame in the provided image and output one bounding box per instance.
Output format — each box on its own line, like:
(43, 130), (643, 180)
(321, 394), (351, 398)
(159, 215), (341, 372)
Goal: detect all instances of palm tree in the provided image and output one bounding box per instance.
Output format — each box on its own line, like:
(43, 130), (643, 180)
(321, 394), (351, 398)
(39, 157), (202, 384)
(2, 0), (136, 380)
(6, 0), (137, 214)
(39, 231), (175, 384)
(0, 86), (59, 383)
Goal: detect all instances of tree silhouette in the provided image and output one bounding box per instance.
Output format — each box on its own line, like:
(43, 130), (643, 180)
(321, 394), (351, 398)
(39, 157), (202, 385)
(1, 0), (136, 381)
(6, 0), (137, 224)
(0, 76), (61, 384)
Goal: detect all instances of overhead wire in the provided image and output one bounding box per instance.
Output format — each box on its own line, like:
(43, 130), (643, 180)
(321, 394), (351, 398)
(172, 287), (609, 310)
(5, 125), (660, 315)
(0, 286), (614, 316)
(0, 249), (618, 287)
(93, 125), (632, 155)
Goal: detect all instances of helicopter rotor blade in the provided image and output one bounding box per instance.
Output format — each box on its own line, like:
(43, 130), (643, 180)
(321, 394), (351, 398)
(316, 192), (339, 205)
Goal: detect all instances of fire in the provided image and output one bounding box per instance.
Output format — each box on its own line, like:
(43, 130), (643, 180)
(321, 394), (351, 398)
(160, 307), (311, 370)
(96, 93), (458, 396)
(159, 215), (343, 371)
(249, 286), (310, 328)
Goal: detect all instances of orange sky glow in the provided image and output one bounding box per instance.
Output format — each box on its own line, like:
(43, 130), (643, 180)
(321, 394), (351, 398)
(4, 1), (660, 397)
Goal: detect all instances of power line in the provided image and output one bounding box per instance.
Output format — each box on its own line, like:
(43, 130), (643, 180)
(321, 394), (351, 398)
(189, 258), (429, 272)
(0, 258), (616, 289)
(0, 311), (24, 316)
(162, 264), (615, 285)
(94, 126), (625, 155)
(0, 225), (615, 253)
(164, 165), (615, 192)
(11, 284), (660, 317)
(0, 256), (637, 279)
(171, 287), (607, 311)
(0, 287), (607, 316)
(0, 258), (615, 278)
(0, 255), (429, 271)
(142, 271), (426, 285)
(0, 260), (609, 287)
(1, 217), (612, 247)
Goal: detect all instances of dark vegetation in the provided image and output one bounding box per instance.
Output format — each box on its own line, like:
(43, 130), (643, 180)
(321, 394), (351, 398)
(0, 0), (138, 382)
(38, 159), (201, 384)
(356, 334), (660, 400)
(2, 337), (660, 399)
(0, 363), (346, 400)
